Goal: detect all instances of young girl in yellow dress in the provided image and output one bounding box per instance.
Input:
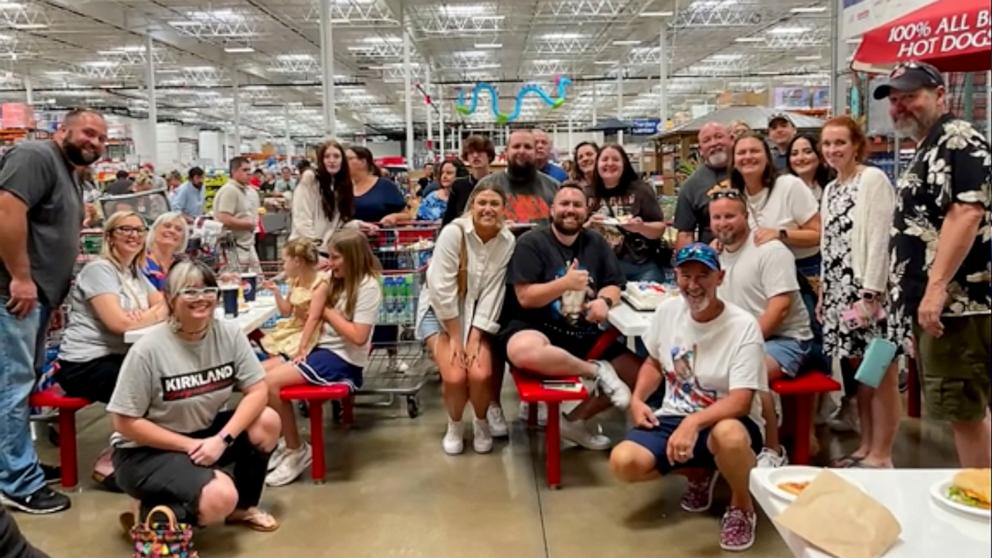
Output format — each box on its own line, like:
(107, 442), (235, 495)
(260, 239), (326, 357)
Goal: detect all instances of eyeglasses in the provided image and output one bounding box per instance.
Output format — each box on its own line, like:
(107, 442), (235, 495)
(708, 189), (743, 201)
(113, 225), (147, 236)
(177, 287), (219, 301)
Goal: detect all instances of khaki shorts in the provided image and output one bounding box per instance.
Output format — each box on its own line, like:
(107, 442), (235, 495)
(914, 315), (991, 422)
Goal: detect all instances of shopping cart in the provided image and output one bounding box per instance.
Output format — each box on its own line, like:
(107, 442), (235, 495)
(98, 189), (171, 225)
(360, 223), (440, 418)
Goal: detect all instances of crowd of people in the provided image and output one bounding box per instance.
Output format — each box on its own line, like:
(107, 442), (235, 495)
(0, 59), (988, 555)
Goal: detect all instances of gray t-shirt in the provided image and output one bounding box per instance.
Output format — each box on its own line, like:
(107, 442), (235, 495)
(673, 164), (729, 246)
(0, 140), (83, 307)
(107, 320), (265, 448)
(59, 259), (156, 362)
(213, 180), (258, 250)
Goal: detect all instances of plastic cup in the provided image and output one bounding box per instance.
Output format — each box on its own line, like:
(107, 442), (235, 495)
(240, 272), (258, 302)
(220, 284), (239, 318)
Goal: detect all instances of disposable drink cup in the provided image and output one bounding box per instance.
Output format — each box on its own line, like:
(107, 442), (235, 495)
(220, 284), (239, 318)
(240, 273), (258, 302)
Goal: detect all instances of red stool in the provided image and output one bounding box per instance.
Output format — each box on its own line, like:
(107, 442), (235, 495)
(510, 329), (621, 489)
(28, 388), (91, 489)
(278, 384), (353, 483)
(772, 372), (841, 465)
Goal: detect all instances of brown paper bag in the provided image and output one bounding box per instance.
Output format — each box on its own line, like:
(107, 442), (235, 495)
(774, 470), (901, 558)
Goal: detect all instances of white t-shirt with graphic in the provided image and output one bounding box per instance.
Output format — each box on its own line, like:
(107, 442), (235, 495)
(644, 296), (767, 433)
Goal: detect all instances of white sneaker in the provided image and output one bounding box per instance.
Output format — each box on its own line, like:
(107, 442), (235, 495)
(473, 418), (494, 454)
(486, 404), (509, 438)
(561, 417), (612, 451)
(592, 360), (631, 410)
(267, 438), (288, 472)
(518, 402), (548, 426)
(756, 447), (789, 468)
(442, 420), (464, 455)
(265, 443), (313, 486)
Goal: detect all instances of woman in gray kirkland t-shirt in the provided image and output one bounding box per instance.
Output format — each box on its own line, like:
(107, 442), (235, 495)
(55, 211), (168, 490)
(108, 260), (281, 532)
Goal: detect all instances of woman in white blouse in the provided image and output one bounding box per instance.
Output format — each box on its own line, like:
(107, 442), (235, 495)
(289, 140), (360, 250)
(416, 183), (515, 455)
(730, 133), (822, 280)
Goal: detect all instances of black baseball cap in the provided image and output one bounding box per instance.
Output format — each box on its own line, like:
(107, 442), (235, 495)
(873, 61), (944, 100)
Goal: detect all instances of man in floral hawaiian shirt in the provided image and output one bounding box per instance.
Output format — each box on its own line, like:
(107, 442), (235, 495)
(876, 61), (991, 468)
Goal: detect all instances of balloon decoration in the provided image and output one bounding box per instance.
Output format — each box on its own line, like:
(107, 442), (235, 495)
(455, 76), (572, 124)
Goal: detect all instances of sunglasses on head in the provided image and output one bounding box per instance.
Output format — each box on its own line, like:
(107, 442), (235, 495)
(891, 61), (942, 83)
(708, 189), (743, 201)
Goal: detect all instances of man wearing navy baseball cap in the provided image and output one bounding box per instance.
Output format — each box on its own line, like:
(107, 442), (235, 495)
(880, 60), (992, 468)
(610, 242), (769, 551)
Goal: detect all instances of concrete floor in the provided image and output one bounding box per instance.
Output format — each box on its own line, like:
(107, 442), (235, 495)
(17, 378), (960, 558)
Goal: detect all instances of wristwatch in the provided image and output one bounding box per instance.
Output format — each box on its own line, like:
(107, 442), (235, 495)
(221, 433), (236, 447)
(598, 295), (616, 309)
(861, 290), (878, 302)
(778, 229), (788, 241)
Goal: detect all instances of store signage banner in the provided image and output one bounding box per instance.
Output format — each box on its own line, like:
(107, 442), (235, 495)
(1, 103), (34, 129)
(853, 0), (991, 72)
(631, 118), (661, 135)
(843, 0), (938, 39)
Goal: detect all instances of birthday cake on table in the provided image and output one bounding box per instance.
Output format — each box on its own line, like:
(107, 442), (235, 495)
(622, 282), (676, 311)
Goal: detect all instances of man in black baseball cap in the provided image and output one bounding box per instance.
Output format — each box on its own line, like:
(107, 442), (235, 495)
(883, 59), (992, 469)
(766, 112), (796, 170)
(872, 60), (945, 101)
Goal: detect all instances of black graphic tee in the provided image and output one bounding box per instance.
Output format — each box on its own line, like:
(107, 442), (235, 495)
(107, 320), (265, 448)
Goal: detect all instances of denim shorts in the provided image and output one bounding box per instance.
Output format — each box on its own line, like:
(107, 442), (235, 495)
(297, 348), (363, 391)
(416, 306), (442, 341)
(625, 415), (763, 475)
(766, 336), (812, 377)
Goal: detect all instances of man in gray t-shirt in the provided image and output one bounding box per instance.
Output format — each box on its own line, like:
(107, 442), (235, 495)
(673, 122), (732, 249)
(213, 156), (261, 272)
(0, 108), (107, 513)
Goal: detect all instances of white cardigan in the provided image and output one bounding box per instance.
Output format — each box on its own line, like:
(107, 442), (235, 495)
(820, 166), (895, 293)
(289, 169), (357, 250)
(418, 216), (515, 343)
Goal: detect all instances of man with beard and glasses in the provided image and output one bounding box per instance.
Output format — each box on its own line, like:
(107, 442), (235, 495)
(709, 190), (812, 469)
(674, 122), (733, 249)
(475, 129), (559, 229)
(610, 242), (766, 552)
(0, 108), (107, 514)
(878, 61), (992, 468)
(501, 184), (639, 450)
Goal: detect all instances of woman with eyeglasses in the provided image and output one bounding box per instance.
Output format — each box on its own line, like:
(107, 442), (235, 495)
(819, 116), (901, 469)
(731, 132), (821, 280)
(142, 211), (189, 291)
(55, 211), (168, 490)
(587, 144), (667, 282)
(109, 260), (281, 532)
(786, 134), (833, 203)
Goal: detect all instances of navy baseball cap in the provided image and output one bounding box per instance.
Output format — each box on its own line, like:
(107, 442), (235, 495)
(675, 243), (721, 271)
(873, 61), (944, 100)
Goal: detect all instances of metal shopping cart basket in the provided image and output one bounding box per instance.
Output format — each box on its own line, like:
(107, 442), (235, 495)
(99, 189), (172, 225)
(360, 222), (440, 418)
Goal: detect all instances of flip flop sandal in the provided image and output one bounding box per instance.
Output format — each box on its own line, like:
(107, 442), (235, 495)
(850, 460), (893, 469)
(226, 508), (280, 532)
(828, 454), (865, 468)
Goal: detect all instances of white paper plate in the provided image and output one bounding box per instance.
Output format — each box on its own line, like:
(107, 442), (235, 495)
(763, 466), (866, 502)
(929, 479), (991, 520)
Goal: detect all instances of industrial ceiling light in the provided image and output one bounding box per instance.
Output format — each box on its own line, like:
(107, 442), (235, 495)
(768, 26), (810, 34)
(594, 60), (619, 65)
(541, 32), (583, 40)
(790, 6), (827, 13)
(794, 55), (822, 61)
(474, 42), (502, 48)
(10, 23), (47, 29)
(734, 37), (764, 43)
(225, 46), (255, 53)
(641, 10), (674, 16)
(612, 40), (641, 46)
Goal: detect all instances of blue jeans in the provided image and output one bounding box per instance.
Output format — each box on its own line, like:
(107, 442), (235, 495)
(0, 299), (48, 497)
(620, 259), (666, 283)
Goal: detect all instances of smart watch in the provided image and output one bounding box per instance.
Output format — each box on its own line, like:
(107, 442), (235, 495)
(222, 433), (236, 447)
(778, 229), (788, 241)
(861, 291), (878, 302)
